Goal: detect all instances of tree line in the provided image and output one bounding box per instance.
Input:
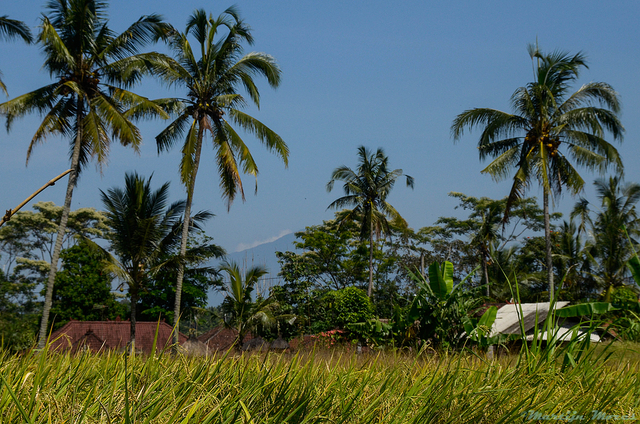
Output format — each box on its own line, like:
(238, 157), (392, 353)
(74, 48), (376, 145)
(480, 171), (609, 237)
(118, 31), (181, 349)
(1, 1), (636, 351)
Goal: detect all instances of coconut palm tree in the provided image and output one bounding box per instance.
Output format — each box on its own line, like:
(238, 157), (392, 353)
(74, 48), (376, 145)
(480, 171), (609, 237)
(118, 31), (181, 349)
(0, 15), (32, 95)
(140, 7), (288, 344)
(0, 0), (170, 348)
(451, 43), (624, 301)
(99, 173), (216, 353)
(573, 176), (640, 295)
(219, 261), (277, 349)
(327, 146), (414, 297)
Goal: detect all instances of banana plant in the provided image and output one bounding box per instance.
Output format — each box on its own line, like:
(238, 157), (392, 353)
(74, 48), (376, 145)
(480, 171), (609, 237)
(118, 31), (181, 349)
(392, 261), (480, 348)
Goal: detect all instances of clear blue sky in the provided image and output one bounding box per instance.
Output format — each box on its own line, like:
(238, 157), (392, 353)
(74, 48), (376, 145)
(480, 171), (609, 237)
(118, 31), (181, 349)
(2, 0), (639, 255)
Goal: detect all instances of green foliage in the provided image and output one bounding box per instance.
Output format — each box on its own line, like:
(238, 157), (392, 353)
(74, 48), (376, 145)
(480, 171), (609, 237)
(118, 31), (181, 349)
(138, 232), (224, 324)
(50, 241), (126, 329)
(0, 16), (31, 95)
(0, 202), (108, 276)
(400, 262), (481, 349)
(463, 306), (509, 350)
(277, 215), (368, 291)
(275, 212), (418, 326)
(324, 287), (374, 328)
(575, 177), (640, 293)
(604, 286), (640, 342)
(346, 318), (392, 348)
(149, 7), (287, 206)
(556, 302), (618, 318)
(0, 268), (39, 352)
(220, 261), (280, 348)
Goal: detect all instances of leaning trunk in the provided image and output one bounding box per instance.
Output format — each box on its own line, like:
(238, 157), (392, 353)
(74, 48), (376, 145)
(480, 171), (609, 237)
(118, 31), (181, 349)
(37, 99), (83, 349)
(543, 188), (554, 302)
(173, 122), (205, 346)
(368, 218), (374, 297)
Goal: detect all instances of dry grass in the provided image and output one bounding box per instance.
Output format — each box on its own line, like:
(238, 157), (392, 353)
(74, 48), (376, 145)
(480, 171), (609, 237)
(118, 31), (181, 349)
(1, 341), (639, 423)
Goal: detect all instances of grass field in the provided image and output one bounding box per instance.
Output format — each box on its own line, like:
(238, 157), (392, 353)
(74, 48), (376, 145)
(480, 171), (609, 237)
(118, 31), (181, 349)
(1, 341), (639, 423)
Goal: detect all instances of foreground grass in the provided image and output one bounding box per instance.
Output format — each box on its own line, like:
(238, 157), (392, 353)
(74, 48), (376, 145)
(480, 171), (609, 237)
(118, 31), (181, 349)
(1, 344), (639, 423)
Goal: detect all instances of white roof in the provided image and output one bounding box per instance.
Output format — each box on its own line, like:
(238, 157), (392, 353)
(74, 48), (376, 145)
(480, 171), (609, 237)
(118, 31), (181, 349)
(524, 326), (602, 343)
(490, 302), (571, 336)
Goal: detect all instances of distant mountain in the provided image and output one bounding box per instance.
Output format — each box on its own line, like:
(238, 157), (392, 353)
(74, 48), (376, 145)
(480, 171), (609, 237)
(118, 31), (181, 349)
(207, 231), (299, 306)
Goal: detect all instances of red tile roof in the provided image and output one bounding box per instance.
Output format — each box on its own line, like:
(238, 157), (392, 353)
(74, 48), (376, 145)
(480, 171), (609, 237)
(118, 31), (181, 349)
(197, 326), (252, 351)
(49, 320), (187, 354)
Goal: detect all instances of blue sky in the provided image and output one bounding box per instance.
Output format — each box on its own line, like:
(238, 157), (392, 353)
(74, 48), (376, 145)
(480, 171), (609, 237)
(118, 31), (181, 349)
(2, 0), (639, 256)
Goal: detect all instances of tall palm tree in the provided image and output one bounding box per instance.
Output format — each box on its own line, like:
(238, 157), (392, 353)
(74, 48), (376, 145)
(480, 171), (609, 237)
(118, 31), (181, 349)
(327, 146), (414, 297)
(219, 261), (277, 349)
(141, 7), (288, 344)
(451, 43), (624, 301)
(0, 16), (32, 95)
(0, 0), (169, 348)
(99, 173), (215, 353)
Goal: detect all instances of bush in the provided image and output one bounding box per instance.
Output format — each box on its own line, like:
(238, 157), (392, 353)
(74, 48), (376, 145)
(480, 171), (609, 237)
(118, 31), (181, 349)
(325, 287), (374, 328)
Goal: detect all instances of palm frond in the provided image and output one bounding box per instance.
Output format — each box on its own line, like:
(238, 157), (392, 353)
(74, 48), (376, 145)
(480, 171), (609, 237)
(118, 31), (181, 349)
(228, 109), (289, 166)
(0, 16), (33, 43)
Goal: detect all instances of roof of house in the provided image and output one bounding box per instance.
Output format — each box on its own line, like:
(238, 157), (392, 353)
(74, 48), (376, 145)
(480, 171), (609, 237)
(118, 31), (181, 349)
(491, 302), (571, 336)
(49, 320), (187, 354)
(197, 326), (252, 351)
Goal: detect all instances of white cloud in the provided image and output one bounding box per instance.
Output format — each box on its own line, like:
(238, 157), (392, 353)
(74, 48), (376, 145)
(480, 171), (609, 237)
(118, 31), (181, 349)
(235, 229), (293, 252)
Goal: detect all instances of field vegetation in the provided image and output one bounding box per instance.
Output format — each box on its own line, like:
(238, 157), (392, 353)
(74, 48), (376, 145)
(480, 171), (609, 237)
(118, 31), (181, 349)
(1, 340), (639, 423)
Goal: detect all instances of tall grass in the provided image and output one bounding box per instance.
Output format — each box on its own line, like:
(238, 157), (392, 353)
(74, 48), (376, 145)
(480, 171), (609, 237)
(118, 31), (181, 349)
(1, 343), (639, 423)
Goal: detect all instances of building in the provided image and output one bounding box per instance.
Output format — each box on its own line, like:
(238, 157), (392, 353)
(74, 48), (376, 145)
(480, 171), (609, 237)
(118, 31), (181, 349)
(49, 320), (187, 354)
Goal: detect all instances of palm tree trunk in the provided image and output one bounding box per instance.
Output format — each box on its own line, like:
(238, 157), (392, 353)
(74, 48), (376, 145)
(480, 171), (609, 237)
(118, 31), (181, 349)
(482, 252), (490, 298)
(37, 100), (83, 349)
(368, 218), (374, 297)
(173, 122), (205, 346)
(130, 290), (138, 355)
(544, 188), (554, 302)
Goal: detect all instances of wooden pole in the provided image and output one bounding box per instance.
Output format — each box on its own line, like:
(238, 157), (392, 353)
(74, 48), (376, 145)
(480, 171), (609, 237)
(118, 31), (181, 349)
(1, 169), (72, 227)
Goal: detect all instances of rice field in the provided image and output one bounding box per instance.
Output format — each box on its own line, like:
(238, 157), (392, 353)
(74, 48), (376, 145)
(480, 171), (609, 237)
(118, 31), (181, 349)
(1, 342), (639, 423)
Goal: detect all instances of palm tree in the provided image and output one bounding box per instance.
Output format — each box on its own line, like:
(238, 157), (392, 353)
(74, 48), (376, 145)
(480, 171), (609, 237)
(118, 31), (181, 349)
(141, 7), (288, 344)
(327, 146), (414, 297)
(0, 16), (32, 95)
(468, 198), (504, 297)
(573, 176), (640, 294)
(451, 43), (624, 301)
(0, 0), (169, 348)
(219, 261), (277, 349)
(99, 173), (215, 353)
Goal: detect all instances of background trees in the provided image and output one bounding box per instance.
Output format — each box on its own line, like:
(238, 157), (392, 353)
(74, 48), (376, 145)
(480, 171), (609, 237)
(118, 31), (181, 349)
(452, 44), (624, 301)
(572, 177), (640, 295)
(50, 240), (125, 329)
(137, 231), (223, 327)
